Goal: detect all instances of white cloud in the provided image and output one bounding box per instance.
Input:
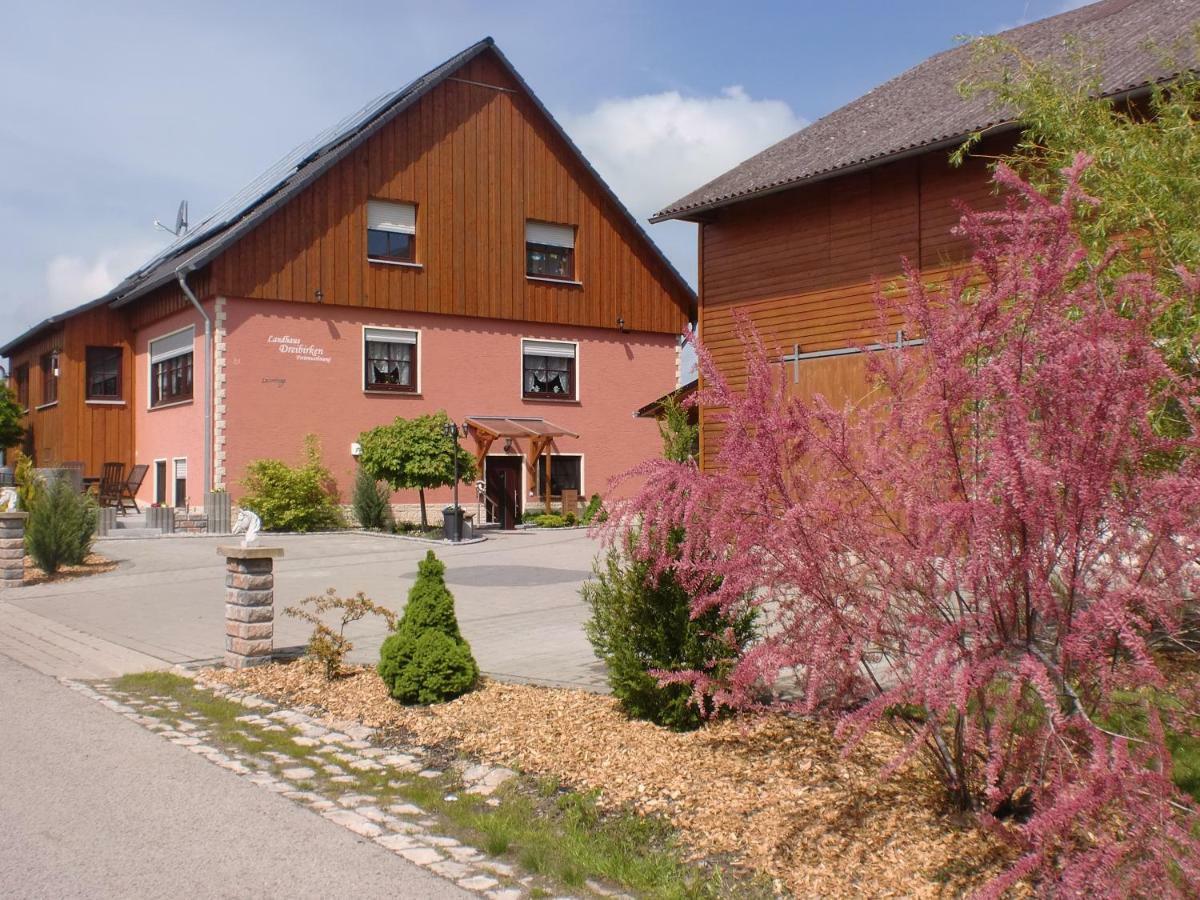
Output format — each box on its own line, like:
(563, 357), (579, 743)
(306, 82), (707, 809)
(564, 85), (805, 223)
(44, 242), (161, 311)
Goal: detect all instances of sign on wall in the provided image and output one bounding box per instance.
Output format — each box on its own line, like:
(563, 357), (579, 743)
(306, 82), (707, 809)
(267, 334), (331, 364)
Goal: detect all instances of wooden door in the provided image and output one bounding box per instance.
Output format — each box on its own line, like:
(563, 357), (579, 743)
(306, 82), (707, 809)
(485, 457), (521, 530)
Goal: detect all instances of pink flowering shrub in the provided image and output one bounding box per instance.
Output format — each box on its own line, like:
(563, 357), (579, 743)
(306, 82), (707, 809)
(600, 156), (1200, 895)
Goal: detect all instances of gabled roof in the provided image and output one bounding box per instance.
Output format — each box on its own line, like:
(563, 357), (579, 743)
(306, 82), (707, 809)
(5, 38), (694, 357)
(653, 0), (1200, 223)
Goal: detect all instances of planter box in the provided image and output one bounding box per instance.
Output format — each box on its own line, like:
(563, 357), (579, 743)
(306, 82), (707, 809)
(205, 492), (232, 534)
(95, 507), (117, 537)
(146, 506), (175, 534)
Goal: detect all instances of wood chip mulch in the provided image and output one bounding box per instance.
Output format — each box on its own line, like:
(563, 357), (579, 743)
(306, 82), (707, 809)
(205, 663), (1014, 898)
(23, 552), (117, 586)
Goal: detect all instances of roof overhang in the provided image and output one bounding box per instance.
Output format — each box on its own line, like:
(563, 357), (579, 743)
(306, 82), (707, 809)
(465, 416), (579, 440)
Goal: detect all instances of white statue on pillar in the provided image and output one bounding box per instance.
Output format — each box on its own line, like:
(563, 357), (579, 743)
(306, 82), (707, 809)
(231, 508), (261, 547)
(0, 487), (19, 512)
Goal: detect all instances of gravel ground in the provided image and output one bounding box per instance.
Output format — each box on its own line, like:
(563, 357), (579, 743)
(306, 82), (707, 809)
(209, 662), (1015, 898)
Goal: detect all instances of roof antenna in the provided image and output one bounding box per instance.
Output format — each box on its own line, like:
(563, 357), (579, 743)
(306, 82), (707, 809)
(154, 200), (189, 237)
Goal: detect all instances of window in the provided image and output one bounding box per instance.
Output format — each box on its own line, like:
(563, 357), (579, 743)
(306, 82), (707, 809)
(40, 352), (59, 406)
(522, 339), (576, 399)
(149, 327), (194, 408)
(525, 221), (576, 280)
(173, 458), (187, 509)
(367, 200), (416, 263)
(86, 346), (122, 400)
(13, 364), (28, 409)
(536, 454), (582, 497)
(364, 327), (418, 392)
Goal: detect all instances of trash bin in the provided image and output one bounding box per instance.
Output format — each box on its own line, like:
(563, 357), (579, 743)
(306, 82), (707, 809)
(442, 505), (465, 542)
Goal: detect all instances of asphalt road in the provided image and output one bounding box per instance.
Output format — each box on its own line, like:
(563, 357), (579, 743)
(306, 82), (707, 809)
(0, 653), (467, 899)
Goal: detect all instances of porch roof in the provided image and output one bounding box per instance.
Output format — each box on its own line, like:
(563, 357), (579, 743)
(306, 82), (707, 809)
(464, 416), (579, 440)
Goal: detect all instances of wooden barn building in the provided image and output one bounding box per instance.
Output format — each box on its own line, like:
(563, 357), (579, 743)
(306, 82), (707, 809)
(651, 0), (1197, 470)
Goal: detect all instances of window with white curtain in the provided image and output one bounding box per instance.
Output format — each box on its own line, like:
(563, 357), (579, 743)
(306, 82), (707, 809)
(364, 327), (418, 392)
(522, 339), (576, 399)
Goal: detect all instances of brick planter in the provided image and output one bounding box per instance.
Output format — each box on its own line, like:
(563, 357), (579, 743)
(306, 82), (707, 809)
(219, 545), (284, 669)
(0, 512), (27, 589)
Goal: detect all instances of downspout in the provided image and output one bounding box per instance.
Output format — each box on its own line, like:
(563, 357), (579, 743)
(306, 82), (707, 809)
(175, 265), (213, 496)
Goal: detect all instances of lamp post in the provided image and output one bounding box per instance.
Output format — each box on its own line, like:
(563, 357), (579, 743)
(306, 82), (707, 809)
(443, 420), (461, 541)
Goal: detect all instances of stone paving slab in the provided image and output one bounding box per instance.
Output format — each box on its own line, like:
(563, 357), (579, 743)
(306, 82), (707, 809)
(69, 673), (598, 899)
(3, 530), (607, 689)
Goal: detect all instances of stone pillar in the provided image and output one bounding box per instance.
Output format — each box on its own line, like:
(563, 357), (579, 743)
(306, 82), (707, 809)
(219, 545), (284, 669)
(0, 512), (27, 589)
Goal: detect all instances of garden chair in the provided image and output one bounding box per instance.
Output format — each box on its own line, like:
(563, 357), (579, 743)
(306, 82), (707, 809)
(117, 464), (148, 515)
(97, 462), (125, 509)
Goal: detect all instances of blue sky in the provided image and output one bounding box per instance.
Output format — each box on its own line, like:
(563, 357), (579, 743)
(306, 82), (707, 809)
(0, 0), (1083, 337)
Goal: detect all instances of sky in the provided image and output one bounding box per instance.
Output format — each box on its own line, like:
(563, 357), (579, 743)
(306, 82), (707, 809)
(0, 0), (1087, 339)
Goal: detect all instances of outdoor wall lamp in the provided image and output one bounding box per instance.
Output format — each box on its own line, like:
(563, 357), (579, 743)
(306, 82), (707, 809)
(616, 316), (627, 333)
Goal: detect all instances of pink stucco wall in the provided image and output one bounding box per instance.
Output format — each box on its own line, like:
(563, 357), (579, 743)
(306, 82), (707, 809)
(133, 302), (211, 507)
(221, 297), (677, 511)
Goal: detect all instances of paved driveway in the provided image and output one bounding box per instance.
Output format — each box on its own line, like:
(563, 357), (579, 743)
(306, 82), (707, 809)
(0, 530), (607, 688)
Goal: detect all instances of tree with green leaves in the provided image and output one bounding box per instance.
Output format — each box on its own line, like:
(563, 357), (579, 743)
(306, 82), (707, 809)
(357, 411), (476, 528)
(955, 34), (1200, 375)
(0, 383), (25, 453)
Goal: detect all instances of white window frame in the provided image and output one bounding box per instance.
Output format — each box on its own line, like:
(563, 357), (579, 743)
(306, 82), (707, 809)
(524, 220), (581, 286)
(172, 456), (188, 510)
(152, 458), (168, 506)
(361, 325), (422, 395)
(147, 325), (196, 411)
(520, 337), (580, 402)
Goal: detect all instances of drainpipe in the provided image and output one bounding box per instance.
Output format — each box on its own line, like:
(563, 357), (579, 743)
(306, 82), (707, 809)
(175, 265), (213, 495)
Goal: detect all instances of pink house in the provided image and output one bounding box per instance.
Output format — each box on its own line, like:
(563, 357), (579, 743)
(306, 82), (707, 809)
(2, 39), (694, 527)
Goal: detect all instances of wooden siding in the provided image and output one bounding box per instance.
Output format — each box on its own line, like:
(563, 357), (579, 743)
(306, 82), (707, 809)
(697, 141), (1008, 468)
(211, 50), (691, 335)
(6, 305), (135, 474)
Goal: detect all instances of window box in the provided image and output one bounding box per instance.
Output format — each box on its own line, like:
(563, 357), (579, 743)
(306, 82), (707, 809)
(522, 338), (577, 400)
(364, 326), (418, 392)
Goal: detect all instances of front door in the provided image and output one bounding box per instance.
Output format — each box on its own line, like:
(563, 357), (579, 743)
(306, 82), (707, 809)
(485, 457), (521, 530)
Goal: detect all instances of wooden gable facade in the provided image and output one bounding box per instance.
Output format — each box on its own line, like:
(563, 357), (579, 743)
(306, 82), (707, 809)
(209, 49), (691, 334)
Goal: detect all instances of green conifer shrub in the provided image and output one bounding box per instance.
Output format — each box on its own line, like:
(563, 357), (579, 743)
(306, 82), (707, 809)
(378, 551), (479, 704)
(351, 465), (393, 531)
(24, 475), (96, 575)
(583, 530), (756, 731)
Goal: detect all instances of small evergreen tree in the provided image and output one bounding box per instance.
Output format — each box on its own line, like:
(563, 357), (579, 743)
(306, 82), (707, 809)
(351, 465), (393, 530)
(378, 551), (479, 704)
(657, 394), (699, 464)
(0, 384), (24, 452)
(583, 529), (755, 730)
(25, 475), (96, 574)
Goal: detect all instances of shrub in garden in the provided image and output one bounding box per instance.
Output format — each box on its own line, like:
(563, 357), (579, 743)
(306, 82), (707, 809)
(239, 435), (344, 532)
(12, 451), (42, 511)
(24, 475), (96, 575)
(600, 159), (1200, 894)
(580, 493), (603, 525)
(532, 513), (566, 528)
(351, 465), (393, 531)
(584, 529), (756, 731)
(378, 551), (478, 704)
(286, 588), (396, 680)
